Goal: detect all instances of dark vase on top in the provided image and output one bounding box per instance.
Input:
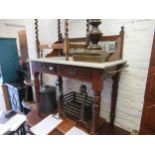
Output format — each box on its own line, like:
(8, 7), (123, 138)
(87, 19), (103, 50)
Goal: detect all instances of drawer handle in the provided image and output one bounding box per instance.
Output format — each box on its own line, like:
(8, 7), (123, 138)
(67, 68), (78, 76)
(49, 67), (53, 71)
(41, 64), (54, 71)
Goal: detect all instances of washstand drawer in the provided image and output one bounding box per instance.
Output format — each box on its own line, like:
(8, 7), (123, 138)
(32, 62), (57, 74)
(57, 65), (92, 82)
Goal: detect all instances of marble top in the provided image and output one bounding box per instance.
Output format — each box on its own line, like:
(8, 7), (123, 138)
(31, 57), (127, 69)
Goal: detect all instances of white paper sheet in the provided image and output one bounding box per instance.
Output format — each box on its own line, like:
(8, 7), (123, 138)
(0, 110), (3, 116)
(0, 124), (10, 135)
(5, 114), (26, 131)
(30, 115), (63, 135)
(65, 127), (88, 135)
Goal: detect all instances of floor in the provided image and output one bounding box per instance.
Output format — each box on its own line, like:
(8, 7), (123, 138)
(1, 102), (130, 135)
(50, 123), (130, 135)
(26, 109), (130, 135)
(98, 123), (130, 135)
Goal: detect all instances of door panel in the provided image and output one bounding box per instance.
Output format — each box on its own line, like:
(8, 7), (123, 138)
(145, 66), (155, 101)
(150, 34), (155, 66)
(140, 32), (155, 134)
(144, 104), (155, 130)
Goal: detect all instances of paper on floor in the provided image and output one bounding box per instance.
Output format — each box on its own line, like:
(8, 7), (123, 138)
(5, 114), (26, 131)
(65, 127), (89, 135)
(0, 124), (10, 135)
(30, 115), (63, 135)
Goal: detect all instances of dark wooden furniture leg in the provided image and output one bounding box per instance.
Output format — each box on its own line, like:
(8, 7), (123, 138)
(109, 27), (124, 125)
(110, 73), (120, 126)
(92, 69), (103, 134)
(92, 91), (102, 134)
(58, 76), (63, 100)
(34, 72), (40, 116)
(58, 76), (65, 117)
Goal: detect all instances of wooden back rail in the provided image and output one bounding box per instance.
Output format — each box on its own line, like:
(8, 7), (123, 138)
(39, 27), (124, 61)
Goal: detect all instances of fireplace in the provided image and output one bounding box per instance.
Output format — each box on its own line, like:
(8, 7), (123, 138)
(59, 91), (93, 121)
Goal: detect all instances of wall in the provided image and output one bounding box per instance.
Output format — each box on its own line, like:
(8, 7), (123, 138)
(0, 19), (26, 55)
(101, 19), (155, 131)
(26, 19), (155, 132)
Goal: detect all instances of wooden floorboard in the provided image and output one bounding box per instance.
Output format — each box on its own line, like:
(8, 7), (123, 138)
(50, 123), (130, 135)
(27, 110), (130, 135)
(98, 123), (130, 135)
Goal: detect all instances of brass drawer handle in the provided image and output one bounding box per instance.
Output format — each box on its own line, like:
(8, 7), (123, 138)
(49, 66), (53, 71)
(67, 68), (78, 76)
(40, 64), (54, 71)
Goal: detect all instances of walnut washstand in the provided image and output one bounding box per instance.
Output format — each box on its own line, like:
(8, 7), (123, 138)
(31, 57), (127, 134)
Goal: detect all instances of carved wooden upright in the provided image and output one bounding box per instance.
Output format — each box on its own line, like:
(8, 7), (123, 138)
(34, 19), (40, 58)
(64, 19), (69, 60)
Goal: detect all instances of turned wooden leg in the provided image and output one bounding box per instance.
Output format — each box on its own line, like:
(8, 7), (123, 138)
(92, 91), (101, 134)
(58, 76), (63, 99)
(92, 69), (103, 134)
(57, 76), (65, 117)
(34, 72), (40, 116)
(110, 74), (120, 126)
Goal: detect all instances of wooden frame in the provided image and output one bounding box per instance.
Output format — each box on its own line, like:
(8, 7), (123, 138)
(38, 28), (124, 61)
(140, 30), (155, 134)
(35, 19), (124, 61)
